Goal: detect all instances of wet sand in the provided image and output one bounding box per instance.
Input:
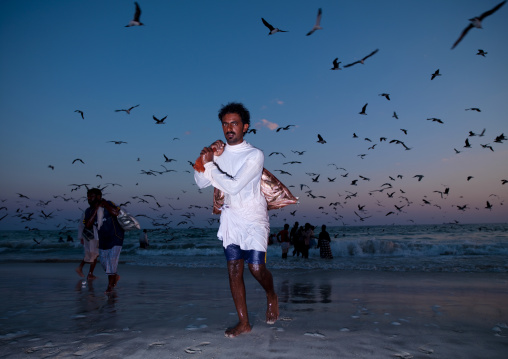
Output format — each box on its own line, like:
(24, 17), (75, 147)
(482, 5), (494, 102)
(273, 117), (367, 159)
(1, 262), (507, 358)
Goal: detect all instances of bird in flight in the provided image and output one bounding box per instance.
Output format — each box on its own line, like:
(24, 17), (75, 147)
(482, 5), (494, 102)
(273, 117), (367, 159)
(115, 104), (139, 114)
(276, 125), (295, 132)
(476, 49), (487, 57)
(317, 134), (326, 144)
(379, 93), (390, 101)
(306, 8), (322, 36)
(427, 118), (444, 124)
(359, 103), (368, 115)
(451, 1), (506, 49)
(163, 155), (176, 162)
(153, 115), (167, 124)
(72, 158), (85, 164)
(330, 58), (341, 70)
(343, 49), (379, 68)
(74, 110), (84, 119)
(466, 107), (481, 112)
(431, 69), (441, 80)
(261, 18), (287, 35)
(269, 152), (286, 157)
(126, 2), (144, 27)
(108, 140), (128, 144)
(413, 174), (424, 181)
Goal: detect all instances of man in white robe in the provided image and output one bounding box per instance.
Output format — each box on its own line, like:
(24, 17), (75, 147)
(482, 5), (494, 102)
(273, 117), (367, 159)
(194, 102), (278, 337)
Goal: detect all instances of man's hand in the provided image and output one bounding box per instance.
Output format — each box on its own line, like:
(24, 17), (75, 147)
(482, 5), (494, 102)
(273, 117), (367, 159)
(200, 147), (215, 165)
(209, 140), (225, 156)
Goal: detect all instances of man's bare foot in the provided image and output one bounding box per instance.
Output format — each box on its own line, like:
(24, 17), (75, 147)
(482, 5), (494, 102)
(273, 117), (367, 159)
(266, 293), (279, 324)
(75, 267), (84, 278)
(87, 273), (97, 280)
(224, 322), (251, 338)
(113, 274), (120, 287)
(105, 286), (114, 294)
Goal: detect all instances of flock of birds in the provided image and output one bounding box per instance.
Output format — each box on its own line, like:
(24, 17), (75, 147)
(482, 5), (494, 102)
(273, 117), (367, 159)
(1, 1), (507, 234)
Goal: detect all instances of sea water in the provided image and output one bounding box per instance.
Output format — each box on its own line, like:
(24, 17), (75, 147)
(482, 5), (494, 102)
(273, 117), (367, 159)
(0, 223), (507, 272)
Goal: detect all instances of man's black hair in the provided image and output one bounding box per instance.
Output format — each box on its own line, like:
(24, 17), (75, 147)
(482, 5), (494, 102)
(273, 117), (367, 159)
(218, 102), (250, 126)
(87, 188), (102, 197)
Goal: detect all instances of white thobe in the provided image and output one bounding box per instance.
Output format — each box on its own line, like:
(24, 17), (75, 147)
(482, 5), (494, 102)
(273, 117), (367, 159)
(194, 141), (269, 252)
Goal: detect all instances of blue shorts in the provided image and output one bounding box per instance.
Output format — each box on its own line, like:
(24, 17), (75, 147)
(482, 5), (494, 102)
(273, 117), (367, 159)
(224, 244), (266, 264)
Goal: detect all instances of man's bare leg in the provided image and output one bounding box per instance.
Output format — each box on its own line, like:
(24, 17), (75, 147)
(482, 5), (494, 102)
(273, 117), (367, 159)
(87, 257), (98, 280)
(225, 259), (251, 338)
(75, 261), (85, 277)
(249, 263), (279, 324)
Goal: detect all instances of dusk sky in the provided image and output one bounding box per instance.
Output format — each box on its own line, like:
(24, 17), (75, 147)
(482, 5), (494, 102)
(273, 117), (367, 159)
(1, 0), (507, 230)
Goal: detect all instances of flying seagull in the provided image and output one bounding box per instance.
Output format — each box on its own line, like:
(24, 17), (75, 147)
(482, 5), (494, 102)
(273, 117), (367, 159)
(379, 93), (390, 101)
(153, 115), (167, 124)
(306, 8), (322, 36)
(115, 104), (139, 114)
(431, 69), (441, 80)
(359, 103), (368, 115)
(476, 49), (487, 57)
(74, 110), (84, 119)
(343, 49), (379, 68)
(261, 18), (287, 35)
(330, 58), (341, 70)
(317, 134), (326, 144)
(451, 1), (506, 49)
(126, 2), (144, 27)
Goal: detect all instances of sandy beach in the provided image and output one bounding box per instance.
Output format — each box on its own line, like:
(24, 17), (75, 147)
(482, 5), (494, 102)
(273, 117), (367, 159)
(1, 262), (507, 358)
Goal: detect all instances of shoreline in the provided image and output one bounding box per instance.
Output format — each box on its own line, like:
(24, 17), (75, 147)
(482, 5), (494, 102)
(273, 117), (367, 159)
(1, 263), (507, 358)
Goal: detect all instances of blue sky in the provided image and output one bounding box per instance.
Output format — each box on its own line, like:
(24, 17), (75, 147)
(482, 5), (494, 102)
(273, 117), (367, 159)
(1, 0), (507, 230)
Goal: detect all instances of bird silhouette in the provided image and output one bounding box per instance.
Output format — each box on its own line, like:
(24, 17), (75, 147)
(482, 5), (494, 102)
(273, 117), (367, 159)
(379, 93), (390, 101)
(330, 58), (341, 70)
(126, 2), (144, 27)
(317, 134), (326, 144)
(431, 69), (441, 80)
(344, 49), (379, 68)
(261, 18), (287, 35)
(306, 8), (322, 36)
(451, 1), (506, 49)
(359, 103), (368, 115)
(115, 104), (139, 114)
(74, 110), (84, 119)
(153, 115), (167, 124)
(476, 49), (487, 57)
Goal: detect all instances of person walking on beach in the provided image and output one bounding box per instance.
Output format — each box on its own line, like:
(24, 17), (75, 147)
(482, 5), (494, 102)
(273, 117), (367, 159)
(83, 188), (124, 294)
(76, 212), (99, 280)
(277, 223), (290, 259)
(317, 224), (333, 259)
(194, 102), (279, 338)
(139, 229), (149, 248)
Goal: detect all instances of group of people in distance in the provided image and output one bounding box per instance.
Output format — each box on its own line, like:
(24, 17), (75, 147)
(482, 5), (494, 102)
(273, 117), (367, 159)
(276, 222), (333, 260)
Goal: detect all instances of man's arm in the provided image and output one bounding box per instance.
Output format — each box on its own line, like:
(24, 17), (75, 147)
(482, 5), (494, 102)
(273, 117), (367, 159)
(101, 199), (120, 217)
(203, 151), (263, 196)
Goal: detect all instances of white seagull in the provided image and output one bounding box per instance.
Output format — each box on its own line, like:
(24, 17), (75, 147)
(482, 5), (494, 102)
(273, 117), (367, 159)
(451, 1), (506, 49)
(126, 2), (144, 27)
(306, 8), (322, 36)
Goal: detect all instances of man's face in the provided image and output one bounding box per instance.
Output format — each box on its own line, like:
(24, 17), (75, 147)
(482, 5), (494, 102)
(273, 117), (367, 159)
(87, 193), (101, 207)
(221, 113), (249, 146)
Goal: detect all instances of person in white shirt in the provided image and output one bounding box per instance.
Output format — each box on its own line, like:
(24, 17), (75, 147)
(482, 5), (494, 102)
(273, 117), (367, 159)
(194, 102), (278, 337)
